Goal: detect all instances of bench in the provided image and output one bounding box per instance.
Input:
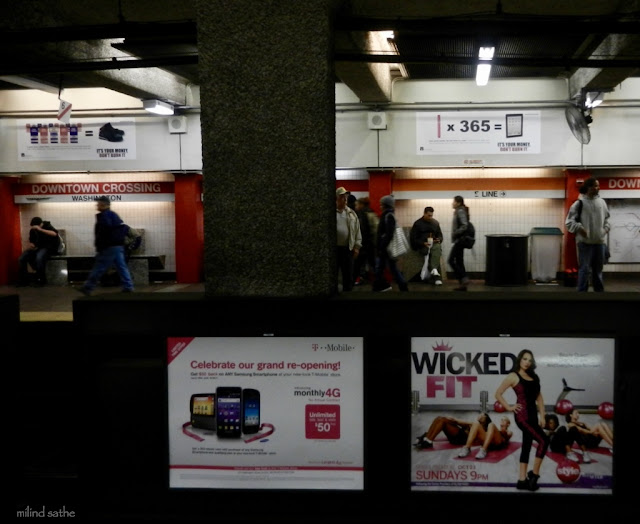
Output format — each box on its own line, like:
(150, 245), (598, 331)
(46, 254), (166, 285)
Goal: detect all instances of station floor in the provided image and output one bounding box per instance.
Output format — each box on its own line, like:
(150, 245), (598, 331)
(3, 273), (638, 322)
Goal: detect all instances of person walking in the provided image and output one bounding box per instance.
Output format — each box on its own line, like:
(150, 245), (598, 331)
(353, 196), (378, 285)
(448, 195), (471, 291)
(565, 177), (611, 292)
(372, 195), (408, 292)
(79, 196), (134, 295)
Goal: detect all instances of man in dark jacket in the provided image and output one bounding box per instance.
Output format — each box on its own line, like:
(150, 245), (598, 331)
(409, 206), (444, 285)
(79, 196), (134, 295)
(18, 216), (60, 286)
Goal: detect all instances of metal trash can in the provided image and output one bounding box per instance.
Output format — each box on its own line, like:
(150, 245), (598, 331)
(485, 234), (529, 286)
(530, 227), (564, 283)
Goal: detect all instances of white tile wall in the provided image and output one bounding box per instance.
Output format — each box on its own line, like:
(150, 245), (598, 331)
(18, 172), (176, 272)
(395, 198), (639, 273)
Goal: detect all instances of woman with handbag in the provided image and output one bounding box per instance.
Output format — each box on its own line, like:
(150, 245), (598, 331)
(372, 195), (409, 292)
(448, 195), (471, 291)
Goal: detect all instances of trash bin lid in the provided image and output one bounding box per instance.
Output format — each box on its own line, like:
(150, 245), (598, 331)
(529, 227), (563, 235)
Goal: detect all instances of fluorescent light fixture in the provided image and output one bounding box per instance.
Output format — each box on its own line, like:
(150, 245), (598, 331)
(476, 47), (495, 86)
(475, 64), (492, 86)
(585, 92), (604, 108)
(143, 99), (174, 115)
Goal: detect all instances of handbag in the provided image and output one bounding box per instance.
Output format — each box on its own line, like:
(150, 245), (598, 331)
(387, 226), (410, 259)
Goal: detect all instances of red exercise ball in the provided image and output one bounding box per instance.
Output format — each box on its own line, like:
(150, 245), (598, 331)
(493, 400), (506, 413)
(556, 458), (581, 483)
(555, 399), (574, 415)
(597, 401), (614, 420)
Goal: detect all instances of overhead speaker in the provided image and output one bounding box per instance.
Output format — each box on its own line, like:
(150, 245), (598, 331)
(367, 112), (387, 130)
(168, 115), (188, 134)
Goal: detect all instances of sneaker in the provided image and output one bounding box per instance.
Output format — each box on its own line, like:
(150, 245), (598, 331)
(475, 448), (487, 460)
(99, 122), (125, 142)
(582, 451), (592, 464)
(419, 440), (433, 449)
(353, 277), (364, 286)
(566, 451), (579, 462)
(434, 279), (443, 286)
(457, 447), (471, 458)
(516, 479), (529, 490)
(431, 268), (440, 277)
(527, 470), (540, 492)
(373, 282), (392, 292)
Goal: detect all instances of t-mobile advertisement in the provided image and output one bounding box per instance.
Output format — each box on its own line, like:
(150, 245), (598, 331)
(168, 337), (363, 490)
(410, 337), (614, 494)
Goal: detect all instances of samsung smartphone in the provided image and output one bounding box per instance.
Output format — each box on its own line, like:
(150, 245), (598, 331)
(242, 388), (260, 434)
(190, 393), (217, 431)
(216, 387), (242, 438)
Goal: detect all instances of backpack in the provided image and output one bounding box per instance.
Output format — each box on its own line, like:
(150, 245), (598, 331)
(460, 221), (476, 249)
(124, 225), (142, 253)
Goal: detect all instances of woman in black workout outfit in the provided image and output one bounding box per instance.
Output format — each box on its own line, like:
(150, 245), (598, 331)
(495, 349), (549, 491)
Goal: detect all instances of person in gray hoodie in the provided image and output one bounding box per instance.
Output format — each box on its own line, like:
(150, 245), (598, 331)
(565, 177), (611, 292)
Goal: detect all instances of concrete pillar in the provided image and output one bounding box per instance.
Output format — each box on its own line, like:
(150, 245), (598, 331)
(196, 1), (338, 297)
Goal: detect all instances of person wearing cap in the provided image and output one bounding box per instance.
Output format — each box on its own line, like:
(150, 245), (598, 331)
(78, 196), (134, 295)
(336, 187), (362, 292)
(372, 195), (408, 292)
(17, 216), (60, 286)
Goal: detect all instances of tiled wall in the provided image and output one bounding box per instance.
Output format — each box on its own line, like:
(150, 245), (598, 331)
(18, 173), (176, 273)
(395, 198), (566, 273)
(340, 167), (639, 273)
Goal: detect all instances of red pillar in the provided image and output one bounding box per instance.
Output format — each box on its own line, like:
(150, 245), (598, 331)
(367, 170), (394, 215)
(0, 177), (21, 285)
(174, 173), (204, 283)
(563, 169), (590, 272)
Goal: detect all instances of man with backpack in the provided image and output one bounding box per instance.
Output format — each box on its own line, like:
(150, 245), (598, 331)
(78, 196), (134, 295)
(18, 216), (60, 286)
(565, 177), (611, 292)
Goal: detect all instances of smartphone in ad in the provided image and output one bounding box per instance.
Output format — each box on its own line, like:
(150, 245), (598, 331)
(216, 387), (242, 438)
(190, 393), (217, 431)
(242, 388), (260, 434)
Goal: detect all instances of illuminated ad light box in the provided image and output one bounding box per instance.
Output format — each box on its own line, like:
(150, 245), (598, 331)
(410, 337), (614, 494)
(168, 337), (364, 490)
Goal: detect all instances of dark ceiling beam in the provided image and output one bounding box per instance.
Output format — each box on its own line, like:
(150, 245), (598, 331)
(334, 53), (640, 69)
(334, 17), (640, 36)
(0, 56), (198, 76)
(0, 22), (197, 44)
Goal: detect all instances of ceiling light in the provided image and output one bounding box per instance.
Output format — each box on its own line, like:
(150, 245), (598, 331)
(585, 92), (605, 108)
(143, 99), (174, 115)
(476, 47), (495, 86)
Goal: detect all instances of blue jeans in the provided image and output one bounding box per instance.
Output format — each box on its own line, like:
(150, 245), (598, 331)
(374, 252), (408, 290)
(19, 247), (50, 284)
(84, 245), (134, 291)
(577, 242), (605, 292)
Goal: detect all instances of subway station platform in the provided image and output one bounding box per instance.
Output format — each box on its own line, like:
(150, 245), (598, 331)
(3, 273), (638, 322)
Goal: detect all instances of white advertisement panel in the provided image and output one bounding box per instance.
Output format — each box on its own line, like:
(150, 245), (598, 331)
(416, 110), (541, 155)
(168, 337), (364, 490)
(411, 337), (614, 494)
(17, 118), (137, 161)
